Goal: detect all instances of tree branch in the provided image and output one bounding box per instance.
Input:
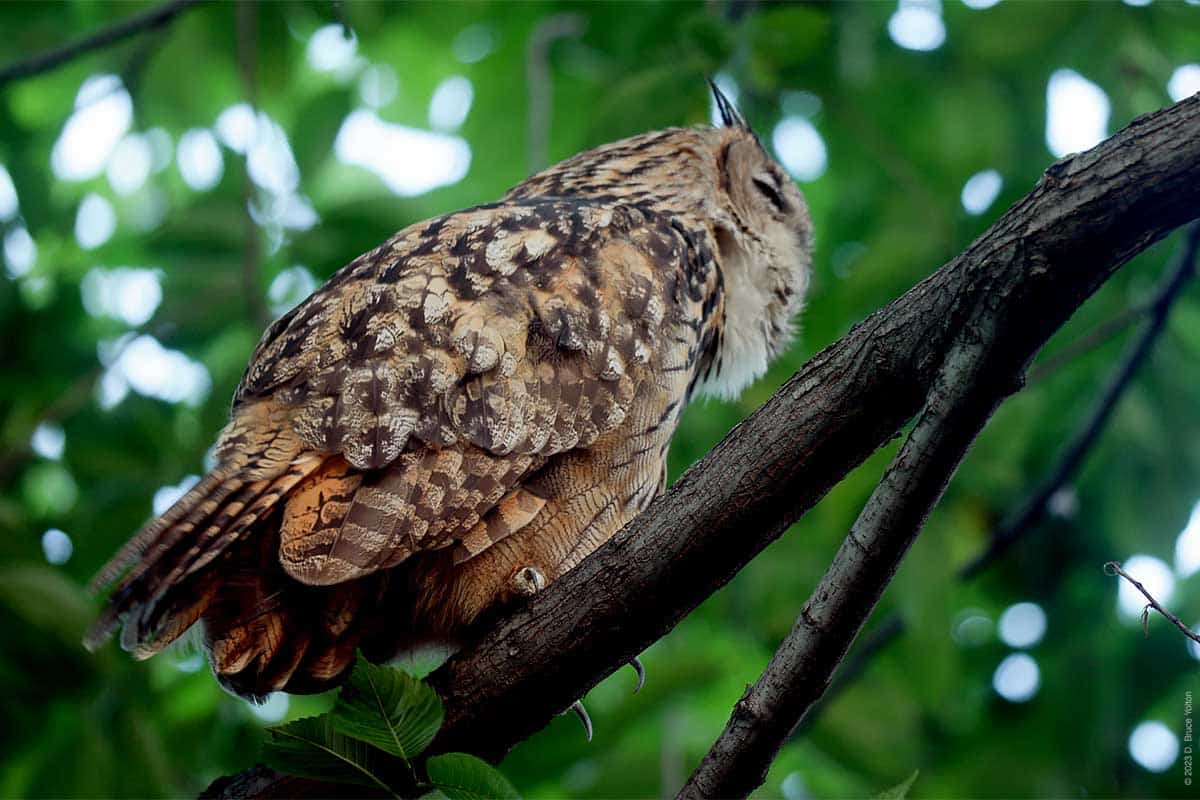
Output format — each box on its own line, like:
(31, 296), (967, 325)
(0, 0), (201, 87)
(960, 220), (1200, 579)
(1105, 561), (1200, 645)
(208, 95), (1200, 797)
(790, 222), (1200, 739)
(681, 239), (1021, 797)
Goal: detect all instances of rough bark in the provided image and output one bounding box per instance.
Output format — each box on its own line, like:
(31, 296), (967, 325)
(210, 94), (1200, 797)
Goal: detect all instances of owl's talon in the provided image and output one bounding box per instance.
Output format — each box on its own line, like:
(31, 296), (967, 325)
(511, 565), (547, 596)
(569, 699), (593, 742)
(629, 656), (646, 694)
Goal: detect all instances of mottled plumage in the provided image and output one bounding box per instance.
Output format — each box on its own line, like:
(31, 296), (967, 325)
(87, 88), (813, 699)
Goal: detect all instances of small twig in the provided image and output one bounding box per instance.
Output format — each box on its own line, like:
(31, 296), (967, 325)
(1104, 561), (1200, 645)
(0, 0), (201, 86)
(525, 14), (586, 173)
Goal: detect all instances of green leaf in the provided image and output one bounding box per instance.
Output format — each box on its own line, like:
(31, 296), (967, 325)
(875, 770), (919, 799)
(329, 654), (444, 760)
(425, 753), (520, 800)
(263, 715), (397, 794)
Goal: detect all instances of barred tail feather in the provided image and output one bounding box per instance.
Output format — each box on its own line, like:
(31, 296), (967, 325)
(86, 467), (240, 594)
(84, 455), (322, 657)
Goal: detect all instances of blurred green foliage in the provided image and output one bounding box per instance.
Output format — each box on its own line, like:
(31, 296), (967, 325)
(1, 1), (1199, 798)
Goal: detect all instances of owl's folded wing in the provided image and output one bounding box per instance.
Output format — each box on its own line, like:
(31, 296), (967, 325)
(235, 199), (686, 469)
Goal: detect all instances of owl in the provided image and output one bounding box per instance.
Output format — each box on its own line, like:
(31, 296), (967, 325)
(86, 86), (813, 699)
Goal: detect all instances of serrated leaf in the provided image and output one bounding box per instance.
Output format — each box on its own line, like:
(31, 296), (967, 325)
(425, 753), (520, 800)
(330, 654), (444, 760)
(264, 715), (397, 794)
(875, 770), (919, 799)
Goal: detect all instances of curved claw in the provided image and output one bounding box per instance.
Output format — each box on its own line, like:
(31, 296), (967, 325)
(569, 699), (593, 742)
(628, 656), (646, 694)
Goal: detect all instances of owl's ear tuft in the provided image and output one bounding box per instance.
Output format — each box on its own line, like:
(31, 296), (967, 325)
(708, 78), (747, 130)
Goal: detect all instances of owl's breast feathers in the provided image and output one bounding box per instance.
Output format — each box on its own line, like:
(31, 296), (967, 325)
(87, 197), (724, 691)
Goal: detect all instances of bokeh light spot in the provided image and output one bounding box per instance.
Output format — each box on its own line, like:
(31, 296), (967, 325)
(1168, 64), (1200, 102)
(961, 169), (1003, 215)
(82, 267), (163, 326)
(452, 24), (496, 63)
(177, 128), (224, 191)
(992, 653), (1040, 702)
(0, 163), (18, 221)
(216, 103), (257, 154)
(335, 109), (471, 196)
(268, 265), (318, 317)
(1046, 69), (1110, 158)
(429, 76), (474, 132)
(1174, 500), (1200, 578)
(248, 692), (290, 723)
(772, 116), (828, 182)
(75, 193), (117, 250)
(1128, 721), (1178, 772)
(888, 0), (947, 52)
(30, 422), (65, 460)
(306, 24), (359, 74)
(247, 113), (299, 195)
(998, 602), (1047, 648)
(98, 334), (211, 409)
(41, 528), (73, 565)
(359, 64), (398, 109)
(951, 608), (993, 646)
(4, 226), (37, 278)
(107, 133), (153, 196)
(51, 74), (133, 181)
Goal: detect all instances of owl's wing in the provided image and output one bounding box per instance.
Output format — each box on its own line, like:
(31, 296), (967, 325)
(232, 198), (692, 583)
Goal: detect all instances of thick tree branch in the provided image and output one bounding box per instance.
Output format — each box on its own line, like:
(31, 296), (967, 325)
(209, 95), (1200, 797)
(0, 0), (201, 87)
(681, 251), (1021, 797)
(792, 222), (1200, 738)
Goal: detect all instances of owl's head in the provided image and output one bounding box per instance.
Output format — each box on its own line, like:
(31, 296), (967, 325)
(507, 82), (813, 400)
(693, 85), (813, 399)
